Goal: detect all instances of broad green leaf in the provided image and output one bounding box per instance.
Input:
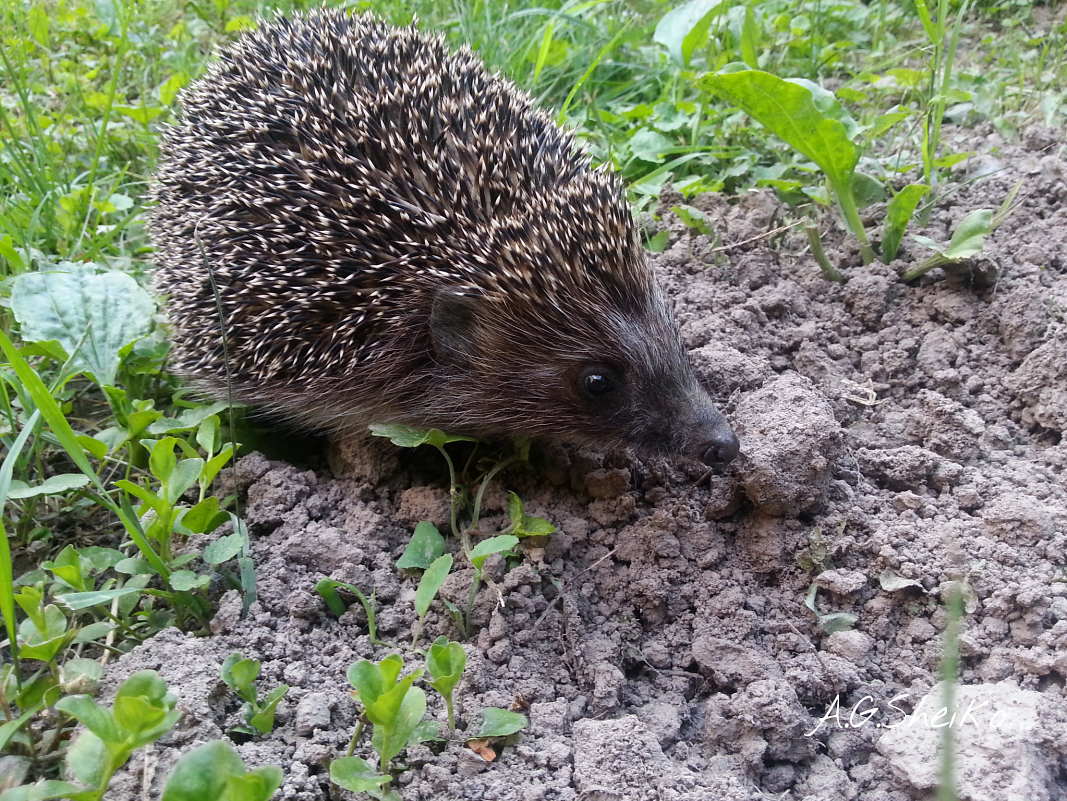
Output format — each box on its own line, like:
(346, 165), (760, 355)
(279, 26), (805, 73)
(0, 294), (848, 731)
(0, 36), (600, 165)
(168, 571), (210, 591)
(181, 497), (221, 536)
(944, 209), (992, 260)
(871, 110), (912, 138)
(149, 438), (177, 484)
(426, 638), (466, 696)
(654, 0), (727, 67)
(507, 492), (524, 527)
(202, 530), (244, 564)
(644, 230), (669, 252)
(160, 740), (246, 801)
(7, 473), (90, 499)
(817, 612), (858, 633)
(53, 696), (122, 744)
(669, 205), (714, 236)
(10, 265), (154, 387)
(147, 402), (229, 435)
(41, 545), (87, 591)
(158, 72), (188, 106)
(365, 668), (423, 730)
(115, 670), (173, 708)
(474, 708), (528, 738)
(230, 659), (261, 694)
(224, 768), (284, 801)
(739, 6), (758, 69)
(196, 415), (220, 454)
(469, 536), (519, 572)
(73, 621), (117, 644)
(368, 424), (476, 448)
(377, 686), (427, 764)
(28, 4), (49, 45)
(347, 660), (386, 708)
(415, 554), (453, 618)
(412, 719), (440, 744)
(329, 756), (392, 794)
(0, 234), (26, 271)
(850, 172), (886, 209)
(696, 70), (858, 194)
(114, 105), (165, 124)
(628, 129), (673, 163)
(933, 152), (972, 169)
(164, 458), (204, 505)
(65, 730), (109, 789)
(0, 780), (89, 801)
(114, 694), (165, 735)
(396, 522), (446, 570)
(519, 516), (556, 537)
(0, 702), (45, 753)
(882, 184), (929, 263)
(55, 588), (142, 611)
(249, 685), (288, 733)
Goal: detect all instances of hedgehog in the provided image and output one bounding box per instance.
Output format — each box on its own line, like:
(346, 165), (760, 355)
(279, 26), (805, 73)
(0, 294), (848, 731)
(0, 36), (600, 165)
(149, 10), (740, 467)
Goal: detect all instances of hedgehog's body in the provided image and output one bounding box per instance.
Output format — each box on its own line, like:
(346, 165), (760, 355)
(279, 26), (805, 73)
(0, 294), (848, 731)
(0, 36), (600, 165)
(151, 11), (739, 466)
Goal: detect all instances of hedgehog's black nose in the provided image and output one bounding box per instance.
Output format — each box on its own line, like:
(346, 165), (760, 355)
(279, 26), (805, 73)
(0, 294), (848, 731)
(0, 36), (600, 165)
(700, 428), (740, 467)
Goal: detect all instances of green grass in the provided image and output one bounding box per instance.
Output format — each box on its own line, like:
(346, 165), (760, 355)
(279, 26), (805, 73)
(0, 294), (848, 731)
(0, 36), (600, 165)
(0, 0), (1062, 794)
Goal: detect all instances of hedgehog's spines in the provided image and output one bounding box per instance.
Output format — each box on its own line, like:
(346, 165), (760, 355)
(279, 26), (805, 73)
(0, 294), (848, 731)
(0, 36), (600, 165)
(150, 11), (738, 465)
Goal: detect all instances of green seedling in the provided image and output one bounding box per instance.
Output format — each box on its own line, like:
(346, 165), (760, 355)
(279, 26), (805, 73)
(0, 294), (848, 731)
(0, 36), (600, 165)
(375, 426), (552, 639)
(471, 707), (528, 740)
(900, 180), (1021, 282)
(670, 204), (716, 238)
(412, 554), (453, 649)
(346, 654), (433, 776)
(221, 654), (289, 735)
(0, 330), (215, 630)
(425, 637), (467, 734)
(315, 578), (385, 645)
(882, 185), (930, 263)
(330, 756), (396, 801)
(12, 586), (76, 667)
(160, 740), (283, 801)
(804, 583), (857, 634)
(395, 521), (447, 570)
(504, 492), (556, 539)
(1, 671), (182, 801)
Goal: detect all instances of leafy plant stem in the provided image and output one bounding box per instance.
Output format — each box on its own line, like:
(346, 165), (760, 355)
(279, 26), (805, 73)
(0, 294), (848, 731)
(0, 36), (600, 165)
(345, 718), (366, 758)
(0, 408), (42, 691)
(938, 581), (965, 801)
(832, 180), (874, 265)
(432, 444), (461, 538)
(805, 225), (844, 282)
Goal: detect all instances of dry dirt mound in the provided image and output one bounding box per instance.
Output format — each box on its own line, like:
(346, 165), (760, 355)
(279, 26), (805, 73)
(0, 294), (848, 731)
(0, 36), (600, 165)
(104, 124), (1066, 801)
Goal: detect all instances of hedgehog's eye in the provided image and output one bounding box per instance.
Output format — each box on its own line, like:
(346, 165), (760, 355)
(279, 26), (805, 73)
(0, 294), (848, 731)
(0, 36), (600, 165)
(584, 373), (614, 396)
(578, 365), (622, 400)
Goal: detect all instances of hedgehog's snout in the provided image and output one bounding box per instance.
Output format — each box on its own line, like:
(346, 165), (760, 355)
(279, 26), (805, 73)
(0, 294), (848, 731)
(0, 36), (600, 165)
(684, 391), (739, 467)
(699, 426), (740, 467)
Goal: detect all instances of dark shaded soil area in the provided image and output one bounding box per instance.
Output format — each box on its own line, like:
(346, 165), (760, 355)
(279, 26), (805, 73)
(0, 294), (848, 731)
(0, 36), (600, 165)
(103, 124), (1066, 801)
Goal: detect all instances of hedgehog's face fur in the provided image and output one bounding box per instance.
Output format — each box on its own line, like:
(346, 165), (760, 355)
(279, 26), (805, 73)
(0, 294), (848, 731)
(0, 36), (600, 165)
(149, 11), (739, 467)
(426, 285), (739, 466)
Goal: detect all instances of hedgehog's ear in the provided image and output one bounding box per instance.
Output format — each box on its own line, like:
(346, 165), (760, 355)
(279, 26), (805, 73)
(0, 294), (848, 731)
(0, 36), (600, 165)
(430, 291), (484, 367)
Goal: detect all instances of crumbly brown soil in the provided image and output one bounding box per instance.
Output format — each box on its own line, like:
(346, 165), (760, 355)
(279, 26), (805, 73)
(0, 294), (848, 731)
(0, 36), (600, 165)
(103, 124), (1067, 801)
